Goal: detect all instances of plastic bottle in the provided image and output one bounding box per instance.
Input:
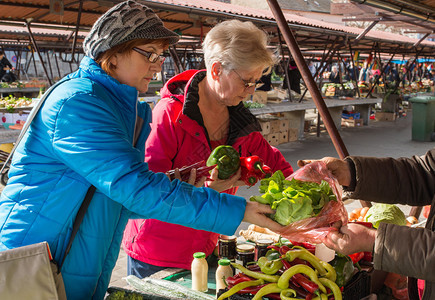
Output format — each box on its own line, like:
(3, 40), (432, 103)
(191, 252), (208, 292)
(215, 258), (233, 295)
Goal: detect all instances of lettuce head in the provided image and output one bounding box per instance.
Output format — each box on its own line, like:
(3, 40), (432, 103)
(364, 204), (407, 228)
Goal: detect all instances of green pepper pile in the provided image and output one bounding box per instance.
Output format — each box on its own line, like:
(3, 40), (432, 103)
(219, 242), (355, 300)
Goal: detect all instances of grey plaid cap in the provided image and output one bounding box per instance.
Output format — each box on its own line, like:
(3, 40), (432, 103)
(83, 0), (180, 59)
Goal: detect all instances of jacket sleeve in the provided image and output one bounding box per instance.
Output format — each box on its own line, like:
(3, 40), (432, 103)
(375, 222), (435, 281)
(346, 149), (435, 206)
(241, 132), (293, 177)
(51, 91), (246, 236)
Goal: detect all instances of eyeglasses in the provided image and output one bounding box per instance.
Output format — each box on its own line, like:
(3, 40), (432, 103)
(132, 47), (166, 64)
(233, 69), (263, 90)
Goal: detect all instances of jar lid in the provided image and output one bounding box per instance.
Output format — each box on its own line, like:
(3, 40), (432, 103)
(256, 239), (274, 246)
(218, 258), (231, 266)
(219, 235), (237, 242)
(193, 252), (206, 259)
(236, 244), (255, 253)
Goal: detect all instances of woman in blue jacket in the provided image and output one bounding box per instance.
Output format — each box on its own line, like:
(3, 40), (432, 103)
(0, 1), (281, 299)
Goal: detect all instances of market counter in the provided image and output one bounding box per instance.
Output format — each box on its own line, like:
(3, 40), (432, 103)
(249, 97), (382, 140)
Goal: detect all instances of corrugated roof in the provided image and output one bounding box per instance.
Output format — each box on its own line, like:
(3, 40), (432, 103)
(278, 0), (331, 13)
(149, 0), (435, 47)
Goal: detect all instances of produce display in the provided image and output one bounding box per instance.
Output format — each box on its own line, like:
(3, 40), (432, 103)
(0, 95), (33, 112)
(217, 241), (353, 300)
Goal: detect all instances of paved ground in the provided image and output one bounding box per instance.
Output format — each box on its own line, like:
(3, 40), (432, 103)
(108, 109), (435, 289)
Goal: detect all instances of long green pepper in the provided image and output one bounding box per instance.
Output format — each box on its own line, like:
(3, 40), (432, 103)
(217, 279), (264, 300)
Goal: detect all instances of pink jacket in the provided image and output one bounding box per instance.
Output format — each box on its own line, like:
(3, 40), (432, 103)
(122, 70), (293, 269)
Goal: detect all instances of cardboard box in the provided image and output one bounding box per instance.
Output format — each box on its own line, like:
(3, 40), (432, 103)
(266, 133), (280, 146)
(259, 120), (270, 135)
(288, 128), (298, 142)
(375, 112), (396, 121)
(279, 131), (289, 144)
(267, 88), (287, 100)
(270, 119), (281, 134)
(252, 91), (268, 104)
(279, 119), (290, 132)
(341, 118), (363, 127)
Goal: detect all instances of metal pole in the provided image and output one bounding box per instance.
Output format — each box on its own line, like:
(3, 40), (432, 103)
(267, 0), (349, 159)
(26, 22), (52, 85)
(348, 43), (361, 97)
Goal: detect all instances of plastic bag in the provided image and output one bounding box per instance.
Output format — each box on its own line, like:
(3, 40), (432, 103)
(274, 161), (348, 244)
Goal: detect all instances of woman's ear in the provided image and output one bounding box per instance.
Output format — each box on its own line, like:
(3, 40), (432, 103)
(211, 62), (221, 80)
(109, 54), (118, 67)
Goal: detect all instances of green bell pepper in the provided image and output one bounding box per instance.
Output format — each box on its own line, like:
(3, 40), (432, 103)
(257, 256), (283, 275)
(329, 254), (355, 287)
(206, 145), (240, 179)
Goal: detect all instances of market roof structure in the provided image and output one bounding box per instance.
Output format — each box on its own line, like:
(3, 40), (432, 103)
(0, 0), (434, 57)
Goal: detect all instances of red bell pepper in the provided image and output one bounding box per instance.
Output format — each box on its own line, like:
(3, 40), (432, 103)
(261, 165), (273, 178)
(240, 155), (265, 174)
(349, 252), (365, 264)
(240, 165), (259, 186)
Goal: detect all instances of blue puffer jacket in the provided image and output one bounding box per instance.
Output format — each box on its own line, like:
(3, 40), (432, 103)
(0, 57), (247, 299)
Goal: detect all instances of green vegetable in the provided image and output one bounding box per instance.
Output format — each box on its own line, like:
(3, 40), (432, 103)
(124, 275), (185, 300)
(257, 256), (283, 275)
(330, 254), (355, 287)
(206, 145), (240, 179)
(217, 279), (264, 300)
(142, 278), (215, 300)
(364, 203), (407, 228)
(250, 170), (337, 226)
(251, 283), (283, 300)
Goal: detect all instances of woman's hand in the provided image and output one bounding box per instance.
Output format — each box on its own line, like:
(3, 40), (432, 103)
(322, 222), (376, 255)
(298, 157), (351, 187)
(205, 167), (243, 192)
(166, 168), (206, 188)
(243, 201), (284, 233)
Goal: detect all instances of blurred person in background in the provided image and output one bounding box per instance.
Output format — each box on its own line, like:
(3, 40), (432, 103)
(123, 19), (294, 278)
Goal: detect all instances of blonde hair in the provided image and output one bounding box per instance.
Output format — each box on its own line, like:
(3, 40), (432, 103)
(202, 19), (278, 74)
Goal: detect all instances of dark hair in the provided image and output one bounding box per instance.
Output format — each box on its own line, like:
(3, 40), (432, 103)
(0, 51), (4, 56)
(96, 38), (169, 77)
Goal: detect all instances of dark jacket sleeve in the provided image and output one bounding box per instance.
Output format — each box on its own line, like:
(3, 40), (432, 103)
(345, 149), (435, 206)
(345, 149), (435, 281)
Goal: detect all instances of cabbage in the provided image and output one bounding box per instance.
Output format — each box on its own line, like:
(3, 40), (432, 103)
(364, 204), (407, 228)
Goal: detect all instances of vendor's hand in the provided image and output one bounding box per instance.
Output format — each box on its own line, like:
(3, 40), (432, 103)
(166, 168), (206, 188)
(243, 201), (284, 233)
(206, 168), (242, 192)
(323, 223), (376, 255)
(298, 157), (351, 186)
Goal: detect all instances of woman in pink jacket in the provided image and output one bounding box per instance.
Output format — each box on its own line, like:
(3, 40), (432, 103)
(122, 19), (293, 277)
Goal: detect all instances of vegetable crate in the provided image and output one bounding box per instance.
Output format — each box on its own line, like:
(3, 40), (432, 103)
(342, 271), (371, 300)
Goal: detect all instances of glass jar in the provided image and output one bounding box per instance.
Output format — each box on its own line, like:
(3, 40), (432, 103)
(218, 235), (237, 260)
(191, 252), (208, 292)
(215, 258), (233, 295)
(255, 239), (274, 261)
(235, 244), (255, 271)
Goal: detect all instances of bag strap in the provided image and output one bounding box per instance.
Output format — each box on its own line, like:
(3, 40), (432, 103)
(59, 184), (96, 270)
(0, 79), (96, 270)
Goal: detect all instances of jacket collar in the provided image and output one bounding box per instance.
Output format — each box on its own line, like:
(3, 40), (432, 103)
(72, 57), (139, 112)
